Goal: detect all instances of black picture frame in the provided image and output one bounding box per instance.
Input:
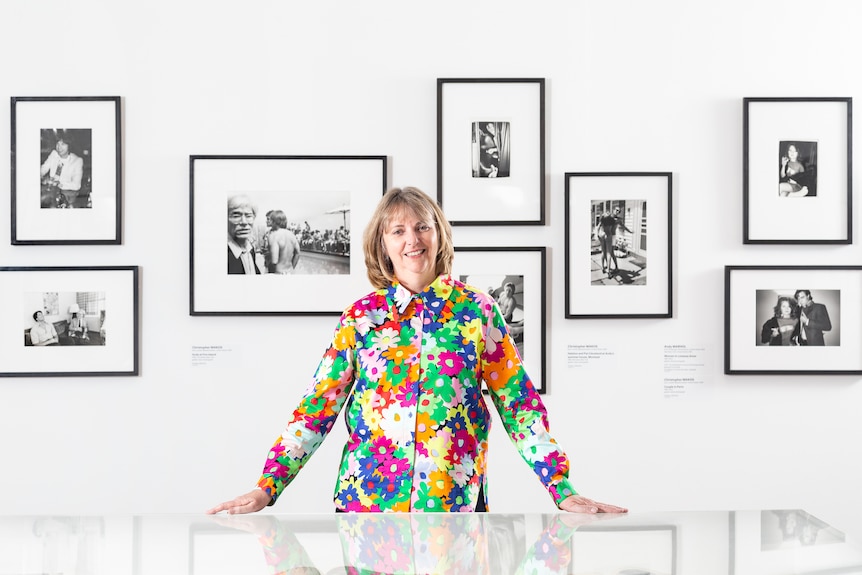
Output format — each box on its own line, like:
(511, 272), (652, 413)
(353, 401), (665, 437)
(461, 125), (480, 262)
(0, 266), (139, 377)
(437, 78), (545, 225)
(190, 155), (387, 315)
(11, 96), (122, 245)
(743, 97), (852, 244)
(565, 172), (673, 319)
(725, 265), (862, 375)
(453, 246), (547, 393)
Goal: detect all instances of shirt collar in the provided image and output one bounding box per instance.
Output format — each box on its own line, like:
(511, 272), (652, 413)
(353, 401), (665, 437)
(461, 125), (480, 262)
(227, 237), (252, 258)
(386, 274), (454, 322)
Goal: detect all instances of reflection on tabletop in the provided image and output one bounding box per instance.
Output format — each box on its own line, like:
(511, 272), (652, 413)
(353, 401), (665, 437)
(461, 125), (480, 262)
(203, 512), (611, 575)
(2, 510), (862, 574)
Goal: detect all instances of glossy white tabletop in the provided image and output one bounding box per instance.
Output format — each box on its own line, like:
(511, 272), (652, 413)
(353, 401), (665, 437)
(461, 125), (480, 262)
(1, 510), (860, 574)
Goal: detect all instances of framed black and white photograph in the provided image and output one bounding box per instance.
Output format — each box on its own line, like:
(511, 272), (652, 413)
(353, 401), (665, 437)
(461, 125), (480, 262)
(452, 247), (547, 393)
(743, 97), (852, 244)
(190, 155), (386, 315)
(437, 78), (545, 225)
(725, 266), (862, 375)
(565, 172), (672, 319)
(0, 266), (139, 377)
(11, 96), (122, 244)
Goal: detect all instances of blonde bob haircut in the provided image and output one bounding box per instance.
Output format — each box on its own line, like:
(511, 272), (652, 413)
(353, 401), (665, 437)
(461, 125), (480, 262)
(363, 187), (454, 290)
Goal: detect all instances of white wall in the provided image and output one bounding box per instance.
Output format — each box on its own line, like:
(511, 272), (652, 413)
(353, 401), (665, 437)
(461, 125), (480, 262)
(1, 0), (860, 539)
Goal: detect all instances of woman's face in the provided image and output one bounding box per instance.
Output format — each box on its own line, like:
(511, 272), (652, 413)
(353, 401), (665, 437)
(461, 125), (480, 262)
(382, 209), (439, 290)
(780, 300), (792, 317)
(787, 145), (799, 161)
(35, 311), (44, 321)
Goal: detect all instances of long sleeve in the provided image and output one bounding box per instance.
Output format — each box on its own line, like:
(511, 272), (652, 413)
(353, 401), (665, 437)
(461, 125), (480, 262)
(256, 316), (356, 503)
(808, 304), (832, 333)
(480, 297), (577, 506)
(40, 151), (57, 177)
(761, 319), (775, 344)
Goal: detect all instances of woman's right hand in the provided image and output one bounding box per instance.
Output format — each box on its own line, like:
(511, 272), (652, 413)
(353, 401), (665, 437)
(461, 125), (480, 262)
(206, 488), (271, 515)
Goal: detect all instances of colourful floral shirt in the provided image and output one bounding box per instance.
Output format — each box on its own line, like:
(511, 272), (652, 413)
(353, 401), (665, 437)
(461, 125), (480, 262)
(257, 274), (577, 512)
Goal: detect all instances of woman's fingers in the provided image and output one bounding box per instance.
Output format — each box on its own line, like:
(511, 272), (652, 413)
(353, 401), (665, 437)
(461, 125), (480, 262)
(206, 490), (270, 515)
(559, 495), (628, 514)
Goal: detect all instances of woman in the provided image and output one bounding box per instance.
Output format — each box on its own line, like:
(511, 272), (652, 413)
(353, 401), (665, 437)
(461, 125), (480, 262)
(208, 187), (626, 515)
(779, 143), (809, 197)
(496, 282), (518, 323)
(69, 311), (89, 340)
(595, 207), (632, 277)
(761, 296), (800, 346)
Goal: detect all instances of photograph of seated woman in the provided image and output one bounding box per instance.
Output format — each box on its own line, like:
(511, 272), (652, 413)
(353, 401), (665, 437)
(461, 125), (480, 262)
(208, 186), (626, 516)
(490, 279), (525, 353)
(760, 296), (800, 346)
(69, 311), (89, 341)
(462, 276), (526, 357)
(779, 141), (817, 197)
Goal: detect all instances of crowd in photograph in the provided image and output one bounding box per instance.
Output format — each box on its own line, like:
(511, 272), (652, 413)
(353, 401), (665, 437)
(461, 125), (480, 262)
(292, 222), (350, 257)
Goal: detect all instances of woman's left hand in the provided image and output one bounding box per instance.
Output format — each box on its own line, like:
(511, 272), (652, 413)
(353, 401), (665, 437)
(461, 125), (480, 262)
(558, 494), (628, 514)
